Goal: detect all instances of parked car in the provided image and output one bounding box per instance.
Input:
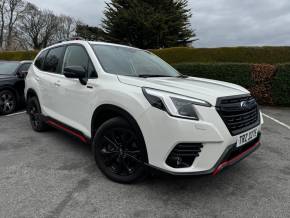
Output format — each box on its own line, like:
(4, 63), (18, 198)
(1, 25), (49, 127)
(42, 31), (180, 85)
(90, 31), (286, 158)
(25, 40), (263, 183)
(0, 61), (32, 115)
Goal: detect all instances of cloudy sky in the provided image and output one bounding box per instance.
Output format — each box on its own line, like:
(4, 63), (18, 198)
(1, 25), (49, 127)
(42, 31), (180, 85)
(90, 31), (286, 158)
(28, 0), (290, 48)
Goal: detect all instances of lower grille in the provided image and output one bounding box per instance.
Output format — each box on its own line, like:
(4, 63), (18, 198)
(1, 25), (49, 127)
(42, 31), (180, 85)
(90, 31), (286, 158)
(166, 143), (203, 168)
(216, 95), (260, 136)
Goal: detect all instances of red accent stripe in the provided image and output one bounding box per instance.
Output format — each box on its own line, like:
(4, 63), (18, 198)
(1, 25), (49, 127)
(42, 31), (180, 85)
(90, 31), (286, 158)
(47, 120), (87, 143)
(212, 141), (260, 176)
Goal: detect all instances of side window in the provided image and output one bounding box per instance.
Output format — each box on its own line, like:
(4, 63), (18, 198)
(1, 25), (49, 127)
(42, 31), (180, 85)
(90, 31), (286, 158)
(18, 63), (31, 72)
(34, 50), (48, 70)
(43, 47), (64, 74)
(63, 45), (97, 78)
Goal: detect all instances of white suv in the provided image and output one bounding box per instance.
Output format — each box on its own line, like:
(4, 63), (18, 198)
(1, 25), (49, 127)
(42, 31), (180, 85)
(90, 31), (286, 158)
(25, 40), (263, 183)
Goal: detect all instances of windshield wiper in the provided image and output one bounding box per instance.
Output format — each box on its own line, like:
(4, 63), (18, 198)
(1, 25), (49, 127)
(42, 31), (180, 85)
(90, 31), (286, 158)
(177, 74), (189, 78)
(138, 74), (173, 78)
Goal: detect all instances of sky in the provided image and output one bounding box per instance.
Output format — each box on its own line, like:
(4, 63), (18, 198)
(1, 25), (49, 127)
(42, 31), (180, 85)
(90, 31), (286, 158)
(28, 0), (290, 48)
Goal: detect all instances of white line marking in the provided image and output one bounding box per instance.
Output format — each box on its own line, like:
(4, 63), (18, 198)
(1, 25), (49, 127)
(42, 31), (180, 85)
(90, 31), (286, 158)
(262, 113), (290, 131)
(4, 111), (26, 117)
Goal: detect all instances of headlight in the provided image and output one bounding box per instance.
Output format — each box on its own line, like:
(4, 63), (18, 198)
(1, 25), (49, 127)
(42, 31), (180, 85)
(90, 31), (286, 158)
(142, 87), (211, 120)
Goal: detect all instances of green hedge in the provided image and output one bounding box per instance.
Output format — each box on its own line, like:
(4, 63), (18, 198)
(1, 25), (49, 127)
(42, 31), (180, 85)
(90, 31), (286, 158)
(173, 63), (253, 88)
(0, 50), (289, 106)
(173, 63), (290, 106)
(0, 47), (290, 64)
(2, 47), (290, 64)
(152, 47), (290, 64)
(0, 51), (38, 61)
(272, 64), (290, 106)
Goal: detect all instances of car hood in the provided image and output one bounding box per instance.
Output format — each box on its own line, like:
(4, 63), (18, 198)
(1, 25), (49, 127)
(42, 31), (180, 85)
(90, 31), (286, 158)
(0, 74), (15, 81)
(118, 75), (249, 105)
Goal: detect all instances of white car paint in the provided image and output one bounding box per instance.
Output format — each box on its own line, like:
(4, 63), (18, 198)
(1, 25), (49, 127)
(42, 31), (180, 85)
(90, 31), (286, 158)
(25, 40), (262, 175)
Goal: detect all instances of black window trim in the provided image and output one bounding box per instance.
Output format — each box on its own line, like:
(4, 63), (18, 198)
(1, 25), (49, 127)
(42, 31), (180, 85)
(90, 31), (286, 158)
(34, 49), (48, 71)
(34, 43), (98, 78)
(44, 45), (66, 75)
(35, 45), (66, 74)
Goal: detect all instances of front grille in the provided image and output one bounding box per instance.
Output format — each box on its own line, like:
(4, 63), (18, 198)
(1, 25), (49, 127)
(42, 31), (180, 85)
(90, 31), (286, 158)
(216, 95), (260, 136)
(166, 143), (203, 168)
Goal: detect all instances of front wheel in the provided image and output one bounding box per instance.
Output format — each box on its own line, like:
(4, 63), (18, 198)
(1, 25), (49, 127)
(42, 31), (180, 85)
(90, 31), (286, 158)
(93, 117), (148, 184)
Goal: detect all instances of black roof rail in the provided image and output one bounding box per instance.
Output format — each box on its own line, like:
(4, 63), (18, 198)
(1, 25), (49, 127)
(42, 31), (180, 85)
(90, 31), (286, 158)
(55, 37), (85, 44)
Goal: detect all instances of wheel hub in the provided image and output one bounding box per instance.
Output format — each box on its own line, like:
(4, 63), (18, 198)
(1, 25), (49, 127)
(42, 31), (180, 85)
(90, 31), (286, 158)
(1, 97), (13, 112)
(99, 128), (143, 177)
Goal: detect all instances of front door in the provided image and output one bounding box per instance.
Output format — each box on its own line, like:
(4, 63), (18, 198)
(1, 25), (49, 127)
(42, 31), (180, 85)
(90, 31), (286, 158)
(53, 45), (98, 136)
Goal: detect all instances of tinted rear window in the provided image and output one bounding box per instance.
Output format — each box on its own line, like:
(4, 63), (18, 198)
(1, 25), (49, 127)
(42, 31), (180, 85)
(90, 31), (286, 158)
(43, 47), (64, 73)
(35, 50), (48, 70)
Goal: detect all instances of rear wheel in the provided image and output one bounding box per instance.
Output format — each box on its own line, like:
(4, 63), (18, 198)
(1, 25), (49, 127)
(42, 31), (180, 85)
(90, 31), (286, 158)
(93, 117), (148, 183)
(27, 97), (48, 132)
(0, 90), (17, 115)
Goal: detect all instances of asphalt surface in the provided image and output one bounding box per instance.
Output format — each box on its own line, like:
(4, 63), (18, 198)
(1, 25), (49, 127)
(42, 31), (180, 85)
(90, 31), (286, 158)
(0, 108), (289, 218)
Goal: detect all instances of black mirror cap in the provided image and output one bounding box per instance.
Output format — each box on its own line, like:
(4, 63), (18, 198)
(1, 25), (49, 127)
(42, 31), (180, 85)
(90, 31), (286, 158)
(64, 66), (86, 79)
(16, 70), (28, 79)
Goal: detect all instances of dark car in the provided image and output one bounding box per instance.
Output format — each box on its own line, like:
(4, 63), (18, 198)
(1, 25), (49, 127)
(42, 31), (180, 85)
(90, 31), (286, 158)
(0, 61), (32, 115)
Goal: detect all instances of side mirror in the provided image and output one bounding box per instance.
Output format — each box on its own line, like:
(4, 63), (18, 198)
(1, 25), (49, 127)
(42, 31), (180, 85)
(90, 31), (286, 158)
(16, 70), (28, 79)
(63, 66), (87, 85)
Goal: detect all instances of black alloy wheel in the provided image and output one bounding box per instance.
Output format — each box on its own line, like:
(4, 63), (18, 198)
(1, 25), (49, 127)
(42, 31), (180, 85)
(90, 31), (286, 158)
(0, 90), (17, 115)
(94, 117), (148, 183)
(27, 97), (48, 132)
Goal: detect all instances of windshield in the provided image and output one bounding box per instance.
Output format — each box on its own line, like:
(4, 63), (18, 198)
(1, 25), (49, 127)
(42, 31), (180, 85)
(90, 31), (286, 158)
(0, 62), (19, 75)
(91, 44), (180, 78)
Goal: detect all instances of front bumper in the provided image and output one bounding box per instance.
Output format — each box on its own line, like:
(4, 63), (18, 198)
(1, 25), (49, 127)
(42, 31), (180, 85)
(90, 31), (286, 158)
(148, 134), (261, 176)
(212, 135), (261, 175)
(138, 105), (262, 175)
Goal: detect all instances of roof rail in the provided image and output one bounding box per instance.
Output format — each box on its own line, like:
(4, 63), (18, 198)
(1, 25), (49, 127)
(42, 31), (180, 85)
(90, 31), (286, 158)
(55, 37), (85, 44)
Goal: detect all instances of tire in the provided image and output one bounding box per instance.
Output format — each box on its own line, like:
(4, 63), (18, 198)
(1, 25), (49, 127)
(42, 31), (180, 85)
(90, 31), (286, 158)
(26, 97), (48, 132)
(93, 117), (148, 184)
(0, 90), (17, 115)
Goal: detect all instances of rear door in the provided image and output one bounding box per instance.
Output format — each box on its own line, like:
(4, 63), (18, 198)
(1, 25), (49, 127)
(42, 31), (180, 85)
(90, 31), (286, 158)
(36, 46), (65, 119)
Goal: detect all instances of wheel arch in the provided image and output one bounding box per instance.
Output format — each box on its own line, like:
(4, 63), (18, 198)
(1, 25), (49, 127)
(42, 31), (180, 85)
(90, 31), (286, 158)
(91, 104), (148, 163)
(26, 88), (38, 100)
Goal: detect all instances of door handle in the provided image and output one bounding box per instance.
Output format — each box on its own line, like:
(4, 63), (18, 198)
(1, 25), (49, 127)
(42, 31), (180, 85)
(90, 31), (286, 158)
(35, 76), (40, 81)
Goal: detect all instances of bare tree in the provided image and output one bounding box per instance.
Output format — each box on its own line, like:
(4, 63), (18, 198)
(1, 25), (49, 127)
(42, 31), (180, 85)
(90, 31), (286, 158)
(40, 10), (60, 48)
(5, 0), (25, 50)
(17, 3), (46, 49)
(2, 0), (82, 50)
(0, 0), (6, 49)
(18, 3), (62, 49)
(54, 15), (78, 41)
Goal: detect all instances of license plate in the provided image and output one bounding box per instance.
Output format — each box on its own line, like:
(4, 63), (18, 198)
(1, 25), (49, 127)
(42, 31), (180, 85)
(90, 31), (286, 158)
(236, 127), (259, 147)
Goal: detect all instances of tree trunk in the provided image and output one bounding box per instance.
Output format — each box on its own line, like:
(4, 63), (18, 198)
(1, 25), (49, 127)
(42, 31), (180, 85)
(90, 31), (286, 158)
(6, 11), (14, 50)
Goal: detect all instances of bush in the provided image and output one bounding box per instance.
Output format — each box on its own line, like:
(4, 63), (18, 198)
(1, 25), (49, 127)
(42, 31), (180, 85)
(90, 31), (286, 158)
(249, 64), (276, 105)
(173, 63), (290, 106)
(173, 63), (253, 88)
(152, 47), (290, 64)
(0, 51), (38, 61)
(272, 64), (290, 106)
